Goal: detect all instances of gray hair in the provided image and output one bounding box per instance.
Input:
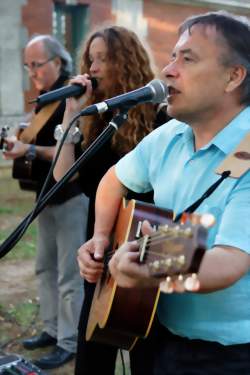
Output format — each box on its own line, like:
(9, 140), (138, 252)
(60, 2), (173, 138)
(179, 11), (250, 105)
(28, 34), (72, 75)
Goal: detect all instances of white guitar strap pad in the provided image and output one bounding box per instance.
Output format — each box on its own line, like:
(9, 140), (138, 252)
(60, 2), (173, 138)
(216, 132), (250, 178)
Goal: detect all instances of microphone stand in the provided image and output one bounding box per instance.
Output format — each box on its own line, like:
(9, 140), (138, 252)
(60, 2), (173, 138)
(0, 109), (129, 258)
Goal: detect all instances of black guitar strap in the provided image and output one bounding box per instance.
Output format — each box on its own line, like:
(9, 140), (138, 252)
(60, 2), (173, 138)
(173, 170), (231, 222)
(174, 131), (250, 222)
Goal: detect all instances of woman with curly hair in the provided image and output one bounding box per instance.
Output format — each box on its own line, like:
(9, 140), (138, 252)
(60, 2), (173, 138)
(54, 25), (169, 374)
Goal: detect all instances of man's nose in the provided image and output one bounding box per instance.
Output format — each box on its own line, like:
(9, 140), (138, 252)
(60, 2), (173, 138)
(162, 61), (179, 78)
(28, 69), (37, 79)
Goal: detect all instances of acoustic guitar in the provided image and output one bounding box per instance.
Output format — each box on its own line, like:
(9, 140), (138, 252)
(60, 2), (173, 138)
(0, 125), (36, 190)
(12, 100), (61, 192)
(12, 156), (37, 191)
(11, 123), (37, 191)
(86, 199), (210, 350)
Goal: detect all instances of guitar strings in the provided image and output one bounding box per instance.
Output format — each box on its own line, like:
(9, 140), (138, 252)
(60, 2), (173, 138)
(103, 230), (190, 263)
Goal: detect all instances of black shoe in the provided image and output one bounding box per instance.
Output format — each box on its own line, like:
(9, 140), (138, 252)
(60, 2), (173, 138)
(33, 346), (75, 369)
(22, 332), (57, 350)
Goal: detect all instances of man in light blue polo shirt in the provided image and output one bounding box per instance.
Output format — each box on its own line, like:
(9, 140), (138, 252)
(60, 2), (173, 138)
(77, 11), (250, 375)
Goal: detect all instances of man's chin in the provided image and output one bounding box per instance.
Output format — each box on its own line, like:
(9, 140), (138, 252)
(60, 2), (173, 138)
(167, 106), (179, 119)
(33, 85), (43, 91)
(32, 81), (45, 91)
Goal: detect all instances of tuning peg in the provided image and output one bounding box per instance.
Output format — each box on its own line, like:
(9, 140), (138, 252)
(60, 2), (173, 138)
(183, 228), (192, 237)
(184, 273), (200, 291)
(175, 274), (186, 292)
(175, 254), (185, 267)
(160, 276), (174, 293)
(173, 225), (180, 233)
(164, 258), (172, 267)
(159, 224), (169, 233)
(200, 213), (215, 228)
(178, 274), (183, 282)
(151, 260), (160, 270)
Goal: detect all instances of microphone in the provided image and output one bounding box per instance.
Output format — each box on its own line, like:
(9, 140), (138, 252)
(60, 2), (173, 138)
(80, 79), (167, 116)
(29, 77), (98, 106)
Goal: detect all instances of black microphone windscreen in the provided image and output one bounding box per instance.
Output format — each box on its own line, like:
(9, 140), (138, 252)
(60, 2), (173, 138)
(90, 77), (98, 90)
(29, 77), (98, 106)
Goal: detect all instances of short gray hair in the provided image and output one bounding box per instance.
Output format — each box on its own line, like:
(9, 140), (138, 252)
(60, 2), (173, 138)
(28, 34), (72, 75)
(179, 11), (250, 105)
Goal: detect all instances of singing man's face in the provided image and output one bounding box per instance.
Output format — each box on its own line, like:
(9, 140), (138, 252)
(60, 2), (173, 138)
(162, 24), (233, 124)
(24, 40), (61, 92)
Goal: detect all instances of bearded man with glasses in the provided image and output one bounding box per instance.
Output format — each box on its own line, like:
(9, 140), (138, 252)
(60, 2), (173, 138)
(3, 35), (88, 369)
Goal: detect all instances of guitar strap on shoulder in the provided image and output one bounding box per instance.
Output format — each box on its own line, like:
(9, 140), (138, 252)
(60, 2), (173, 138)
(18, 100), (61, 144)
(174, 132), (250, 222)
(173, 170), (231, 222)
(216, 132), (250, 178)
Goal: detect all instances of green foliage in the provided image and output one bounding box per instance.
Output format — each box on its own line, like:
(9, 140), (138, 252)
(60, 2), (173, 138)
(0, 167), (37, 260)
(0, 300), (39, 328)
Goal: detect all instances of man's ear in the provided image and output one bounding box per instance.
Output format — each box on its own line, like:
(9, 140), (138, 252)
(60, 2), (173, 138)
(54, 56), (62, 72)
(225, 65), (247, 93)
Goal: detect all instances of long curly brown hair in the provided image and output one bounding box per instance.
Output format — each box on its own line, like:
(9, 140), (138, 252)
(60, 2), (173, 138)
(78, 25), (157, 156)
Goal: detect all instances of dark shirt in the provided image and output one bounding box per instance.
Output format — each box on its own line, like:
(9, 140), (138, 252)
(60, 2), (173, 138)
(75, 108), (170, 238)
(33, 74), (82, 204)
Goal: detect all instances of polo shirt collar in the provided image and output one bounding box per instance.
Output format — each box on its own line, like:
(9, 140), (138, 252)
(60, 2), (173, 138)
(179, 106), (250, 155)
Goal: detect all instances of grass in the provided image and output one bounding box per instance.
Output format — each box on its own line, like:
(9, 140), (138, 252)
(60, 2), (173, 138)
(0, 166), (37, 260)
(0, 166), (39, 345)
(0, 300), (39, 328)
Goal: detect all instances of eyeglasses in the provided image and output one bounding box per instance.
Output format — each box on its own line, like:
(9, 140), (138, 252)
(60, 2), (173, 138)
(23, 57), (55, 72)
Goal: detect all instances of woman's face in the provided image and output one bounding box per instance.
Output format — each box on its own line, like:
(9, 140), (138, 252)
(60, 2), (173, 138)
(88, 36), (112, 92)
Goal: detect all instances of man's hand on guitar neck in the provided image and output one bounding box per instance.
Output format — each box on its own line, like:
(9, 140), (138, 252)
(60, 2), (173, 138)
(109, 239), (201, 292)
(109, 221), (201, 292)
(3, 137), (56, 161)
(77, 234), (109, 283)
(109, 221), (161, 289)
(2, 137), (29, 159)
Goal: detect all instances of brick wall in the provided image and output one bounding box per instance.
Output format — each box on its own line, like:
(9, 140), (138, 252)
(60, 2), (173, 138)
(21, 0), (250, 112)
(22, 0), (53, 112)
(145, 2), (220, 72)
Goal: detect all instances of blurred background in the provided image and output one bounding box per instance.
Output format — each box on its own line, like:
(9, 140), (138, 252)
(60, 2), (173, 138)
(0, 0), (250, 133)
(0, 2), (249, 373)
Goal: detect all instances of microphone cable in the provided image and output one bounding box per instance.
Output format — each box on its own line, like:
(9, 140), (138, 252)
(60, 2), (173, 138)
(119, 349), (127, 375)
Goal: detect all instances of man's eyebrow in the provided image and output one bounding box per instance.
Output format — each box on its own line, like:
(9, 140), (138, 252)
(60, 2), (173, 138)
(172, 48), (199, 59)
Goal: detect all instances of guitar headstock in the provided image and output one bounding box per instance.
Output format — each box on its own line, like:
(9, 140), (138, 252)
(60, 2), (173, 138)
(138, 212), (214, 279)
(0, 126), (9, 150)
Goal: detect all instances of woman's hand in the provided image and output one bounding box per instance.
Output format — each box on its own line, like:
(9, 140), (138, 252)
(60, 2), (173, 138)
(63, 74), (94, 124)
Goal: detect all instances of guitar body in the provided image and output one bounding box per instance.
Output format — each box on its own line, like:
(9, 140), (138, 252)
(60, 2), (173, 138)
(86, 199), (173, 350)
(12, 156), (37, 191)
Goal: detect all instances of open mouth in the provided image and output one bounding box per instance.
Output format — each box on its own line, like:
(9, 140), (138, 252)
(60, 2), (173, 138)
(168, 86), (181, 96)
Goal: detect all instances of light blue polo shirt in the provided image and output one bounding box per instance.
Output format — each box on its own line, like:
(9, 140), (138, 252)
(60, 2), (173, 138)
(115, 107), (250, 345)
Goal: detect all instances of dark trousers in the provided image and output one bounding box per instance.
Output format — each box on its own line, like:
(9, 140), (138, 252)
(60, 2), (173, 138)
(75, 283), (250, 375)
(131, 319), (250, 375)
(74, 281), (117, 375)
